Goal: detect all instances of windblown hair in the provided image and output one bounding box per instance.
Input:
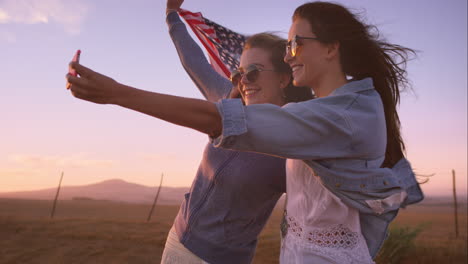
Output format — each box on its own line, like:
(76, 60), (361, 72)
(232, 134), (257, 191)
(293, 2), (416, 167)
(244, 33), (313, 103)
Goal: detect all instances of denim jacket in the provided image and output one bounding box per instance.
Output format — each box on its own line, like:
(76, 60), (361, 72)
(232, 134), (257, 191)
(212, 78), (424, 258)
(167, 12), (286, 264)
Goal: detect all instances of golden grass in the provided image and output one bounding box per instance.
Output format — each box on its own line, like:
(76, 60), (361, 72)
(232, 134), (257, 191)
(0, 198), (466, 264)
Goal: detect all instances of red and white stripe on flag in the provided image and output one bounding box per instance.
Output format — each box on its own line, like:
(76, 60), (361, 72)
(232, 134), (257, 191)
(178, 9), (231, 79)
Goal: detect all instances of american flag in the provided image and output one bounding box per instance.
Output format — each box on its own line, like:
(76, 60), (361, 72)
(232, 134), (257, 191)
(178, 9), (246, 79)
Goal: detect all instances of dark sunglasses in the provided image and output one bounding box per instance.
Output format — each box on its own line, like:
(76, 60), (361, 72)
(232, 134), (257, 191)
(286, 35), (320, 57)
(230, 64), (276, 87)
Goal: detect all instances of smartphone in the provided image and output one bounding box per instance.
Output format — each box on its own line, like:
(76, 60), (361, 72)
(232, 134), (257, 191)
(69, 49), (81, 77)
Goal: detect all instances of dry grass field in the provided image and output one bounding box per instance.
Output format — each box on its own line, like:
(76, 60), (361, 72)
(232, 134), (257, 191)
(0, 198), (466, 264)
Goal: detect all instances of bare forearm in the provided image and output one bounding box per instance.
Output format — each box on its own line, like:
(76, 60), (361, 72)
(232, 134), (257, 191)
(66, 62), (221, 136)
(116, 84), (222, 137)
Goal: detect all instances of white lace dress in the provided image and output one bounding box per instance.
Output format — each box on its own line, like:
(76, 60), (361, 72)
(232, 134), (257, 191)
(280, 159), (375, 264)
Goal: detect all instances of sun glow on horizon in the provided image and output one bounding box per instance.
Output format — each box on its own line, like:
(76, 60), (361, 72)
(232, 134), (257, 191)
(0, 1), (466, 201)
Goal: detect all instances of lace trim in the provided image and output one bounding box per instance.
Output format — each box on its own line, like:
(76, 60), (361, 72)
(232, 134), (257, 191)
(283, 216), (374, 264)
(287, 216), (358, 249)
(281, 236), (374, 264)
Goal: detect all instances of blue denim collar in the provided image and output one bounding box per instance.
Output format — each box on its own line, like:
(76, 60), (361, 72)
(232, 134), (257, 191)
(331, 77), (374, 96)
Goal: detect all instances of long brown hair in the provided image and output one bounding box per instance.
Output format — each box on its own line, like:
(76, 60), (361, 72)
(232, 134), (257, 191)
(244, 33), (313, 103)
(293, 2), (416, 167)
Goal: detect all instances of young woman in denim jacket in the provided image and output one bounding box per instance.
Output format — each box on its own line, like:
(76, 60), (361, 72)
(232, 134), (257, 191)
(67, 2), (423, 263)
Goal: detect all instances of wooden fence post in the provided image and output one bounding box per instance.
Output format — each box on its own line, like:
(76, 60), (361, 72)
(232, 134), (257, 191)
(452, 169), (459, 238)
(50, 172), (64, 219)
(147, 173), (164, 222)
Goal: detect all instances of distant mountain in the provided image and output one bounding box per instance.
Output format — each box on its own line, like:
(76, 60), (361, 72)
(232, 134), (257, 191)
(1, 179), (465, 207)
(0, 179), (189, 205)
(419, 194), (467, 205)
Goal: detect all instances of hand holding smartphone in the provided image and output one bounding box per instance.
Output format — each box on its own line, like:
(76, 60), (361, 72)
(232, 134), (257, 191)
(69, 49), (81, 77)
(67, 49), (81, 90)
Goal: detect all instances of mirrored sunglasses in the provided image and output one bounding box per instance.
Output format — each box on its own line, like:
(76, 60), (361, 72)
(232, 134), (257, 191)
(286, 35), (321, 57)
(230, 64), (276, 87)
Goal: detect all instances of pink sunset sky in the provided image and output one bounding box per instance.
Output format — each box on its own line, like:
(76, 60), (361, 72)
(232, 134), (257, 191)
(1, 0), (467, 197)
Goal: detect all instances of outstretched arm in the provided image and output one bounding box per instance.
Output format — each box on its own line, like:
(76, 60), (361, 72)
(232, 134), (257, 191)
(166, 0), (235, 101)
(66, 63), (358, 161)
(66, 62), (222, 137)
